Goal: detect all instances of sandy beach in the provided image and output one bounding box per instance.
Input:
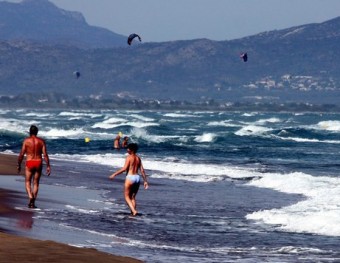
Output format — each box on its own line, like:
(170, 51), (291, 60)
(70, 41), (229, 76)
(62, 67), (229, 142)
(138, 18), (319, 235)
(0, 153), (142, 263)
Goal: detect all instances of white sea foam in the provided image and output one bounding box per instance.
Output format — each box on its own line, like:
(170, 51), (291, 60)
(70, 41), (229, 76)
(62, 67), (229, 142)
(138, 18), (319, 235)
(51, 152), (257, 183)
(163, 112), (198, 118)
(131, 128), (178, 143)
(0, 118), (35, 134)
(242, 112), (258, 117)
(92, 117), (127, 129)
(0, 109), (10, 114)
(256, 117), (281, 125)
(41, 128), (87, 138)
(129, 114), (155, 122)
(24, 112), (51, 117)
(277, 136), (340, 144)
(60, 223), (124, 240)
(316, 121), (340, 132)
(65, 205), (100, 214)
(246, 172), (340, 237)
(235, 125), (272, 136)
(141, 159), (257, 183)
(126, 121), (160, 128)
(58, 111), (102, 118)
(194, 132), (216, 143)
(207, 120), (239, 127)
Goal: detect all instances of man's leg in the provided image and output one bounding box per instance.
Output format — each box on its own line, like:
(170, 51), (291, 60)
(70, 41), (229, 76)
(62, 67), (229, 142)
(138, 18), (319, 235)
(25, 168), (34, 207)
(31, 171), (42, 208)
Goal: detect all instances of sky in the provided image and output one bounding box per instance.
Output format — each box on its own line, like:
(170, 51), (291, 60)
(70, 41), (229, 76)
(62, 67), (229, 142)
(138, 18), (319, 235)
(5, 0), (340, 42)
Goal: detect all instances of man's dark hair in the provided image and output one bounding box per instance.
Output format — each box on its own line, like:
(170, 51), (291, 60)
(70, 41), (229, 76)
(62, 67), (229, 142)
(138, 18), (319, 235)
(127, 143), (138, 153)
(29, 125), (38, 136)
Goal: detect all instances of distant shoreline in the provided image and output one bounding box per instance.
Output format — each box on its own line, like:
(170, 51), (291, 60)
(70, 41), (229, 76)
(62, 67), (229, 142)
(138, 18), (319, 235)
(1, 94), (339, 112)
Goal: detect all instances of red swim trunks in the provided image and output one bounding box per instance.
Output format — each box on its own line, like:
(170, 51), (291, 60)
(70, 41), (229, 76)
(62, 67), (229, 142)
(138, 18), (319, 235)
(26, 159), (42, 170)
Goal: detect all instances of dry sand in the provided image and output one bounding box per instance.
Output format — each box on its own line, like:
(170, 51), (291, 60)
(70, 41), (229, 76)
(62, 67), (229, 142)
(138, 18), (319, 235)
(0, 154), (142, 263)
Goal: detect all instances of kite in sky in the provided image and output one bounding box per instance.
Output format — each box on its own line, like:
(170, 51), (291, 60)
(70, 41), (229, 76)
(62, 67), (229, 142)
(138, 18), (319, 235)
(127, 33), (142, 45)
(73, 71), (81, 79)
(240, 52), (248, 62)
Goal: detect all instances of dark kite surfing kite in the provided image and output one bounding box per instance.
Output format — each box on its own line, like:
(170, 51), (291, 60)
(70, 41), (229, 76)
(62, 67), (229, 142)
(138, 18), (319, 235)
(127, 33), (142, 45)
(73, 71), (81, 79)
(240, 52), (248, 62)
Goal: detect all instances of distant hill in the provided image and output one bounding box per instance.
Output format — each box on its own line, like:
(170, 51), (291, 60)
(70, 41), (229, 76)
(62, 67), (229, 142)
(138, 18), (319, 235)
(0, 0), (126, 48)
(0, 0), (339, 106)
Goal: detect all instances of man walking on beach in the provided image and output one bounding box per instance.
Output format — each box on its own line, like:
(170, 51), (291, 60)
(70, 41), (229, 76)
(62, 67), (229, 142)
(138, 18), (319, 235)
(17, 125), (51, 208)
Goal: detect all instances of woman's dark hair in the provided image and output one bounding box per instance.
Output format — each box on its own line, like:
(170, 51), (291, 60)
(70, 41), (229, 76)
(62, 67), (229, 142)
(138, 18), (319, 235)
(127, 143), (138, 153)
(29, 125), (38, 136)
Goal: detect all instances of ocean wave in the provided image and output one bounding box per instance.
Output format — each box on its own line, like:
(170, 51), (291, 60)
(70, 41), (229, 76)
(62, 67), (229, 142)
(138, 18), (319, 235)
(276, 136), (340, 144)
(65, 205), (100, 214)
(41, 127), (87, 138)
(316, 121), (340, 132)
(194, 133), (216, 143)
(246, 172), (340, 237)
(58, 111), (102, 118)
(235, 125), (273, 136)
(129, 114), (155, 122)
(242, 112), (259, 117)
(50, 152), (258, 183)
(24, 112), (52, 118)
(0, 109), (10, 114)
(91, 117), (127, 129)
(255, 117), (281, 125)
(130, 128), (179, 143)
(0, 118), (37, 135)
(163, 112), (198, 118)
(207, 120), (239, 127)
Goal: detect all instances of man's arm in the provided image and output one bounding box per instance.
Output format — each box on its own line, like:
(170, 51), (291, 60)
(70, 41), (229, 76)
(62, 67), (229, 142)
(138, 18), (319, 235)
(42, 141), (51, 176)
(17, 140), (26, 173)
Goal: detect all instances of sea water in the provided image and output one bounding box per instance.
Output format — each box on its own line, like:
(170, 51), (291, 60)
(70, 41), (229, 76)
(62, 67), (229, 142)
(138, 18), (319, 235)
(1, 109), (340, 262)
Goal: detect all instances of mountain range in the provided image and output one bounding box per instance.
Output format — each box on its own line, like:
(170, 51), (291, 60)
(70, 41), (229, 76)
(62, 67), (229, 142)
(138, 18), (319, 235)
(0, 0), (339, 106)
(0, 0), (126, 48)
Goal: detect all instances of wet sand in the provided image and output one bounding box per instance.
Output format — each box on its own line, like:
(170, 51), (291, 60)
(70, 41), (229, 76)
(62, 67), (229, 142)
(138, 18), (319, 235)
(0, 153), (142, 263)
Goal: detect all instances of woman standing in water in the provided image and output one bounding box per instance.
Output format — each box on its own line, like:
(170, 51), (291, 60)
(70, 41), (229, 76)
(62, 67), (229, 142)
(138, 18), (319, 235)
(109, 143), (148, 216)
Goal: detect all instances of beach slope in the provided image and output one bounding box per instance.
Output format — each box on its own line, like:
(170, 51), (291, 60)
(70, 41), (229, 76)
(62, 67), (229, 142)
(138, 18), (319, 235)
(0, 154), (141, 263)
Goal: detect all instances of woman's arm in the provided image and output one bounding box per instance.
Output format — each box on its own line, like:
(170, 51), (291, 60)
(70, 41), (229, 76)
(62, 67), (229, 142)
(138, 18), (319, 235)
(109, 156), (130, 179)
(139, 160), (149, 189)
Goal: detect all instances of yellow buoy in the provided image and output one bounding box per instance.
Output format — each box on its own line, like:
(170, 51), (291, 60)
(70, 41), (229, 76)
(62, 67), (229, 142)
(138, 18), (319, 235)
(84, 137), (91, 143)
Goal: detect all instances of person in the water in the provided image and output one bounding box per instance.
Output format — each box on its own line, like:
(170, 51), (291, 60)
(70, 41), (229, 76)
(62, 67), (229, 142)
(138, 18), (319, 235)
(109, 143), (148, 216)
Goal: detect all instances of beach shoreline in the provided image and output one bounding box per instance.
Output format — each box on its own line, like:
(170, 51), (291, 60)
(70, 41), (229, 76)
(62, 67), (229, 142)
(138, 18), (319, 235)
(0, 153), (142, 263)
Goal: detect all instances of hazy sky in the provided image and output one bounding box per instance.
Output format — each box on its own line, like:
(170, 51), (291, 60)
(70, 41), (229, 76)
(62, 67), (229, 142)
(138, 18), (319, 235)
(5, 0), (340, 42)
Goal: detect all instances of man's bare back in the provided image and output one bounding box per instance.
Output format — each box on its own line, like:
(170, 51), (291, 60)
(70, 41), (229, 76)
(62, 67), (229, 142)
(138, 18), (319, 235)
(22, 136), (45, 161)
(17, 125), (50, 208)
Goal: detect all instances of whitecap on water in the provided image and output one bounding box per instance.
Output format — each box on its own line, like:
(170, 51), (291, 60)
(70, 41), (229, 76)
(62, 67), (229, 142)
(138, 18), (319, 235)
(316, 121), (340, 132)
(194, 133), (216, 143)
(235, 125), (272, 136)
(247, 172), (340, 237)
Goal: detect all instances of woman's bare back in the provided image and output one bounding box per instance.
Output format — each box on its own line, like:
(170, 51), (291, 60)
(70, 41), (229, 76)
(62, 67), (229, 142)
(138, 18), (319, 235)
(127, 154), (141, 175)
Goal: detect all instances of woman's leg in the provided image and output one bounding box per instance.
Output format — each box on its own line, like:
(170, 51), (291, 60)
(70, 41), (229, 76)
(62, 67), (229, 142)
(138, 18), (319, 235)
(124, 180), (140, 216)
